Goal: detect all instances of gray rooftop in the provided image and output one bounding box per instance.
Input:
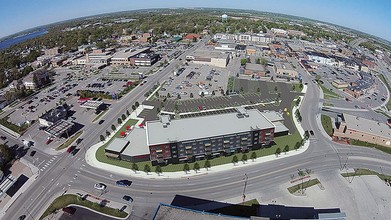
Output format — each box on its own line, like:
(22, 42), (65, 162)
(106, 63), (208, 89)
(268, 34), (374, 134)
(112, 47), (150, 59)
(146, 109), (275, 146)
(274, 61), (295, 71)
(245, 63), (266, 72)
(261, 111), (284, 122)
(344, 114), (391, 140)
(191, 49), (230, 59)
(273, 121), (289, 134)
(121, 128), (149, 156)
(153, 204), (248, 220)
(105, 138), (129, 153)
(44, 120), (73, 137)
(79, 100), (104, 109)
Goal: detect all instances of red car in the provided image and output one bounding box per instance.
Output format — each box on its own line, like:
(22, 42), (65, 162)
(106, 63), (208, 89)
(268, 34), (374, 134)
(198, 105), (203, 110)
(46, 137), (53, 145)
(67, 146), (76, 153)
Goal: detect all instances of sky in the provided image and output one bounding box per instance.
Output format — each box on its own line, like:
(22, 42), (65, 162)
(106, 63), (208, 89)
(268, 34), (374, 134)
(0, 0), (390, 41)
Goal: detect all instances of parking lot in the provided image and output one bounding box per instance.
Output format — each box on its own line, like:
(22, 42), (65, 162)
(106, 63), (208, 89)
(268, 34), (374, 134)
(158, 63), (233, 99)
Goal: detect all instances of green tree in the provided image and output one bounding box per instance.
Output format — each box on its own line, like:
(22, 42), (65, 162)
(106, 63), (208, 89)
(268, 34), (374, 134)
(232, 155), (238, 165)
(296, 97), (301, 106)
(211, 90), (215, 96)
(177, 94), (181, 99)
(240, 59), (247, 66)
(131, 163), (139, 173)
(257, 87), (260, 93)
(256, 58), (261, 64)
(155, 165), (162, 176)
(144, 164), (151, 174)
(193, 162), (200, 173)
(284, 145), (289, 154)
(126, 110), (130, 116)
(183, 163), (190, 173)
(100, 135), (105, 142)
(200, 92), (204, 98)
(111, 124), (116, 131)
(241, 154), (248, 164)
(121, 114), (126, 120)
(132, 105), (136, 111)
(304, 131), (310, 140)
(135, 102), (140, 108)
(167, 93), (171, 98)
(294, 142), (301, 150)
(0, 144), (12, 169)
(106, 130), (110, 137)
(117, 118), (122, 124)
(260, 58), (268, 66)
(251, 152), (257, 162)
(275, 147), (281, 157)
(204, 160), (211, 170)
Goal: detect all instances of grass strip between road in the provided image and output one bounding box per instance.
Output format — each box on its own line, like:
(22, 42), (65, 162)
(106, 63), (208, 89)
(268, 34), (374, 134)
(341, 168), (391, 181)
(56, 130), (83, 150)
(318, 83), (340, 99)
(377, 74), (391, 110)
(350, 139), (391, 154)
(287, 178), (320, 194)
(321, 114), (333, 136)
(40, 194), (127, 220)
(92, 110), (108, 123)
(240, 199), (260, 206)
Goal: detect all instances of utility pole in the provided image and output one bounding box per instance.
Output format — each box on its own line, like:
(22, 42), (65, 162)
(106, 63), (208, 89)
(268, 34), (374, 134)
(242, 173), (248, 202)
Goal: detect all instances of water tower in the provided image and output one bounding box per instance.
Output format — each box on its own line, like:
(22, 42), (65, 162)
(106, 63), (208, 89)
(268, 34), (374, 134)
(222, 14), (228, 22)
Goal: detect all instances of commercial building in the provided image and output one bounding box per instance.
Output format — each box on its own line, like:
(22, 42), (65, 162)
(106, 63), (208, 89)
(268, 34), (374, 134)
(343, 72), (374, 98)
(213, 33), (272, 44)
(44, 119), (74, 138)
(334, 114), (391, 147)
(39, 104), (69, 127)
(332, 79), (349, 89)
(274, 61), (298, 79)
(79, 100), (104, 110)
(305, 51), (335, 66)
(147, 109), (276, 165)
(186, 49), (230, 68)
(243, 63), (268, 77)
(111, 47), (154, 66)
(23, 68), (51, 90)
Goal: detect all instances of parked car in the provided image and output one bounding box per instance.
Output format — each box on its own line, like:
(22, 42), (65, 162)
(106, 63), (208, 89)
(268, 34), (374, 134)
(0, 136), (6, 140)
(116, 180), (132, 186)
(18, 215), (26, 220)
(94, 183), (106, 190)
(122, 195), (133, 203)
(310, 130), (314, 136)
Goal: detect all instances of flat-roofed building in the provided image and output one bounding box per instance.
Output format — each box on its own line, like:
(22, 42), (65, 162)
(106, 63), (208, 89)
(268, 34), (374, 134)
(111, 47), (151, 66)
(120, 128), (150, 162)
(244, 63), (267, 77)
(44, 119), (74, 138)
(186, 49), (230, 68)
(334, 114), (391, 147)
(146, 109), (275, 164)
(274, 61), (298, 79)
(332, 79), (349, 89)
(105, 138), (130, 159)
(79, 100), (104, 110)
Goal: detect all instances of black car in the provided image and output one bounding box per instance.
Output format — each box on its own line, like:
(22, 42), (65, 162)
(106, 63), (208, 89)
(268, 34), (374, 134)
(310, 130), (314, 136)
(71, 148), (79, 156)
(122, 195), (133, 203)
(98, 120), (105, 125)
(18, 215), (26, 220)
(30, 150), (36, 157)
(116, 180), (132, 186)
(0, 136), (6, 140)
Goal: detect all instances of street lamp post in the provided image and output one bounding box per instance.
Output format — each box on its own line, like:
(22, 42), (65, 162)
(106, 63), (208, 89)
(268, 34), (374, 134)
(242, 173), (248, 202)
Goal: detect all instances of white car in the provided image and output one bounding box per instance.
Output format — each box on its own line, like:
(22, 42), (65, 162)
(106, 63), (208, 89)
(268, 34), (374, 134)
(94, 183), (106, 190)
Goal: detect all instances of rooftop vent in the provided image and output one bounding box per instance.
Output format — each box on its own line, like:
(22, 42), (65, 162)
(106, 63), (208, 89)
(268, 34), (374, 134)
(236, 107), (249, 118)
(160, 115), (171, 128)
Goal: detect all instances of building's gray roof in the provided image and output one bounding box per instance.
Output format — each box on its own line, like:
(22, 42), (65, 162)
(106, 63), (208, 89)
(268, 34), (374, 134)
(273, 121), (289, 134)
(274, 61), (295, 71)
(112, 47), (150, 59)
(344, 114), (391, 139)
(261, 111), (284, 122)
(44, 120), (74, 137)
(153, 204), (248, 220)
(121, 128), (149, 156)
(146, 109), (275, 146)
(191, 49), (230, 59)
(105, 138), (129, 153)
(80, 100), (104, 109)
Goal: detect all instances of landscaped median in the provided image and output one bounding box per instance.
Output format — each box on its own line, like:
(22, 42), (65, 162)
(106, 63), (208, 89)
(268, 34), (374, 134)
(40, 194), (128, 220)
(56, 130), (83, 150)
(321, 114), (333, 136)
(341, 168), (391, 181)
(288, 178), (321, 194)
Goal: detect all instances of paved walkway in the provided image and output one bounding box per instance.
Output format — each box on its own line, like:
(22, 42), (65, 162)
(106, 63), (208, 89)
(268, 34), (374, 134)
(85, 88), (310, 179)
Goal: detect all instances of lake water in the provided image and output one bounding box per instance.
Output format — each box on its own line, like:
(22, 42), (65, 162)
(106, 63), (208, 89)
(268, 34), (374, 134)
(0, 29), (48, 50)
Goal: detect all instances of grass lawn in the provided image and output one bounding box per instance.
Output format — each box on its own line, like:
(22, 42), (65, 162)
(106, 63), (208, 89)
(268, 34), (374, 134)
(240, 199), (260, 206)
(341, 168), (391, 181)
(323, 103), (334, 107)
(287, 179), (320, 194)
(321, 114), (333, 136)
(291, 83), (303, 93)
(377, 74), (391, 110)
(350, 139), (391, 154)
(40, 194), (127, 220)
(319, 83), (340, 99)
(56, 131), (83, 150)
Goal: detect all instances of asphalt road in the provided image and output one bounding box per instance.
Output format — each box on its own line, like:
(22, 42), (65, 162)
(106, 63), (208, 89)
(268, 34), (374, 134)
(5, 45), (391, 220)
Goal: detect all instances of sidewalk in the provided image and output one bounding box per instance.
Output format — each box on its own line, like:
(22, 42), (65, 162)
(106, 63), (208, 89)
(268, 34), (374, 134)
(85, 94), (311, 179)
